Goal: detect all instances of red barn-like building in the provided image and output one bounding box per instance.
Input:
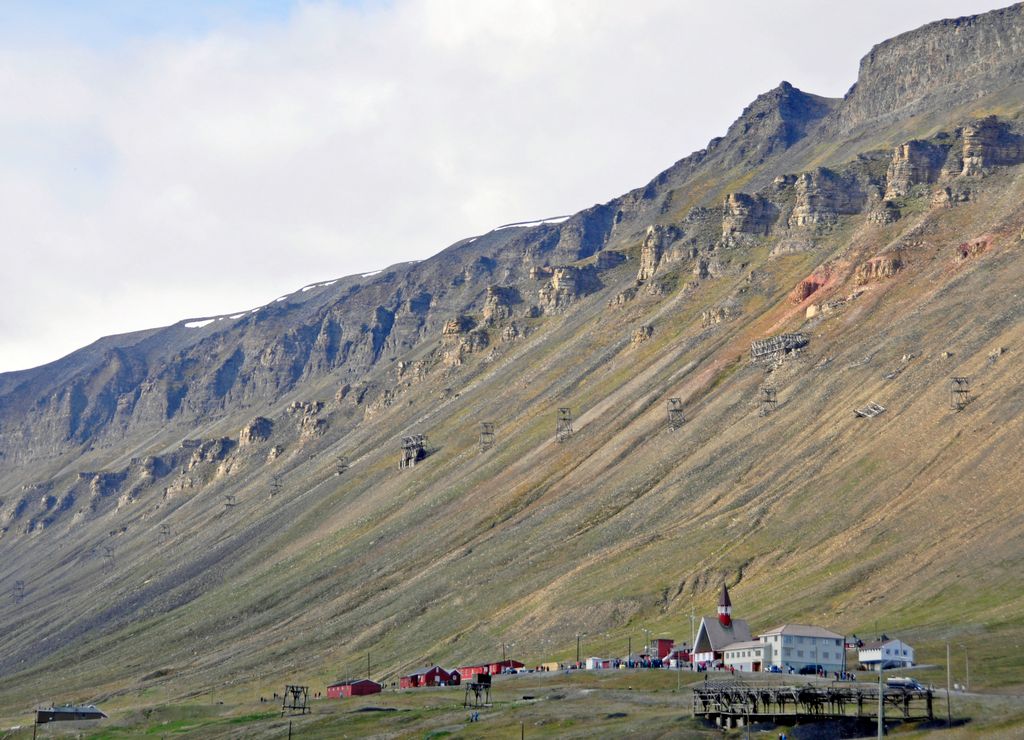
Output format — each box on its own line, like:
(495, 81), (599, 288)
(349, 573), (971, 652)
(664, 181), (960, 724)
(326, 679), (383, 699)
(652, 638), (674, 660)
(399, 666), (459, 689)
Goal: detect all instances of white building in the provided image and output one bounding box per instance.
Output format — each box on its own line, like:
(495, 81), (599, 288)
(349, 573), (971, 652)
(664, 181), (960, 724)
(859, 638), (914, 669)
(722, 640), (771, 672)
(757, 624), (845, 673)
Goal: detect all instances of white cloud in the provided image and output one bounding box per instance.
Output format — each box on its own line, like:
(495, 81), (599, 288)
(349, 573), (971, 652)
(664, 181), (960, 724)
(0, 0), (1011, 371)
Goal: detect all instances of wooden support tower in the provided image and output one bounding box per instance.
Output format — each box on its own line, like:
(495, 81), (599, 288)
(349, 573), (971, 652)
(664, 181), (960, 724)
(12, 580), (25, 604)
(224, 494), (237, 507)
(950, 377), (971, 411)
(479, 422), (495, 452)
(400, 434), (428, 469)
(281, 685), (310, 716)
(159, 524), (171, 542)
(270, 475), (282, 497)
(102, 545), (116, 572)
(556, 408), (573, 442)
(335, 456), (349, 476)
(667, 398), (685, 430)
(759, 386), (777, 417)
(464, 673), (492, 707)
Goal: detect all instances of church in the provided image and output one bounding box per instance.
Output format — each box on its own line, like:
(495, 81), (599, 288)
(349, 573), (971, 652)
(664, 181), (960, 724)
(691, 584), (752, 668)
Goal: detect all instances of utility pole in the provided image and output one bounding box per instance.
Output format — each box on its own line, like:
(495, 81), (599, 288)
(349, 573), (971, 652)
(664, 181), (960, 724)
(690, 607), (696, 671)
(962, 644), (969, 692)
(367, 652), (370, 680)
(576, 633), (584, 665)
(877, 663), (884, 738)
(627, 636), (631, 666)
(946, 642), (952, 727)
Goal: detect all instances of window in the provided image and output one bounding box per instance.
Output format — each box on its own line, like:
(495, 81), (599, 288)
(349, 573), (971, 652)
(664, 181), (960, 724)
(797, 650), (804, 658)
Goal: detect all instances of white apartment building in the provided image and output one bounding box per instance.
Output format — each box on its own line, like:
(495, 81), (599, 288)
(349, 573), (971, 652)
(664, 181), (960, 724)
(758, 624), (845, 673)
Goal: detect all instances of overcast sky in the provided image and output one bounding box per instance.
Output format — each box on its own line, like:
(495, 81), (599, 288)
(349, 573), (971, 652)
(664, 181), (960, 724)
(0, 0), (1012, 373)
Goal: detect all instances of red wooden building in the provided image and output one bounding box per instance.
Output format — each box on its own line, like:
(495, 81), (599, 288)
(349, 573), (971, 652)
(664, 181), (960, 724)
(489, 659), (525, 674)
(652, 638), (674, 660)
(457, 659), (525, 681)
(326, 679), (383, 698)
(399, 666), (459, 688)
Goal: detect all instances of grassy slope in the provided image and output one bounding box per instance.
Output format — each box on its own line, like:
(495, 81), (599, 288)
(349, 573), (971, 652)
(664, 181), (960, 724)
(2, 104), (1024, 735)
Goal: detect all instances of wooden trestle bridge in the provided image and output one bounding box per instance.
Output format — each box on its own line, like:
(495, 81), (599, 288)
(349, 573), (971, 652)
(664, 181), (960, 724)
(692, 679), (934, 729)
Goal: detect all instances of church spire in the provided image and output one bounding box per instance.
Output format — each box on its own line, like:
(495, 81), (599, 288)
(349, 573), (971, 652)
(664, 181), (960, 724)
(718, 584), (733, 627)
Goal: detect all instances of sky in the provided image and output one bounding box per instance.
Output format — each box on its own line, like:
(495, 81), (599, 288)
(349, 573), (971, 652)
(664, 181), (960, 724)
(0, 0), (1013, 373)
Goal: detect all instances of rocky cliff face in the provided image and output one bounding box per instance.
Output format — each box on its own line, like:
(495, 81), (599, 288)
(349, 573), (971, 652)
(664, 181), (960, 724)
(831, 4), (1024, 134)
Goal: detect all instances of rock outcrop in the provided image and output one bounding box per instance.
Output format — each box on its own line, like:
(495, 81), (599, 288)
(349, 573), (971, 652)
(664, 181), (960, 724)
(854, 255), (903, 284)
(239, 417), (273, 446)
(788, 168), (867, 227)
(885, 140), (949, 198)
(537, 266), (599, 313)
(959, 117), (1024, 176)
(722, 193), (777, 243)
(636, 226), (664, 282)
(482, 286), (520, 324)
(630, 325), (653, 346)
(441, 316), (490, 367)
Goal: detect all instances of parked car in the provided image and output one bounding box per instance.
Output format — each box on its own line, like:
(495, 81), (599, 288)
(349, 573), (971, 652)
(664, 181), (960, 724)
(887, 677), (924, 691)
(798, 664), (824, 675)
(763, 665), (782, 673)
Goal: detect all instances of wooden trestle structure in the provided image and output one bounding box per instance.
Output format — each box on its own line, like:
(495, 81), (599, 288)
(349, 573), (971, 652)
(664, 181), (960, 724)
(692, 679), (933, 729)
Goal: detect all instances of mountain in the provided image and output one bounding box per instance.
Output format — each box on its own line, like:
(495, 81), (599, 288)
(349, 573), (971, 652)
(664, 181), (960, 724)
(3, 3), (1024, 716)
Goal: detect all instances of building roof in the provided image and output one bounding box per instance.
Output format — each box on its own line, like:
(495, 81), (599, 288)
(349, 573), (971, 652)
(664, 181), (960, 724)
(719, 584), (732, 608)
(722, 640), (764, 651)
(404, 665), (448, 677)
(860, 639), (909, 650)
(759, 624), (843, 640)
(695, 616), (752, 651)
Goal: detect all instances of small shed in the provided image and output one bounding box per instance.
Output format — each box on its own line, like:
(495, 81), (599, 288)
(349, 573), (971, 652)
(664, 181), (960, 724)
(326, 679), (382, 699)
